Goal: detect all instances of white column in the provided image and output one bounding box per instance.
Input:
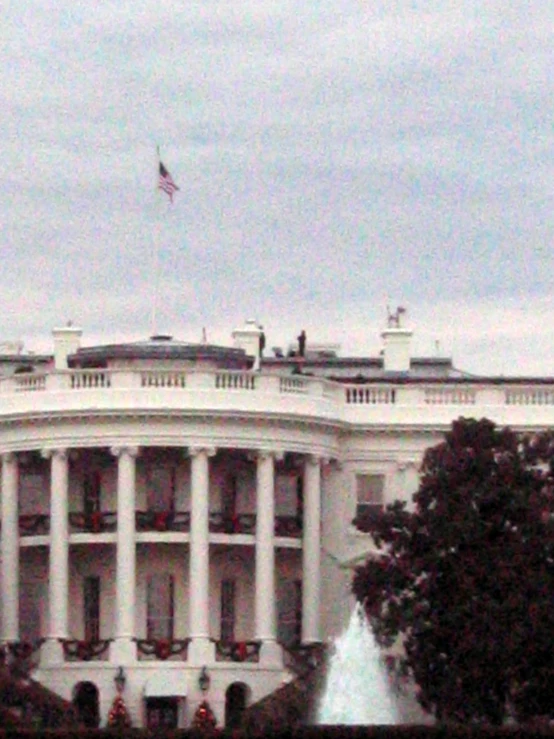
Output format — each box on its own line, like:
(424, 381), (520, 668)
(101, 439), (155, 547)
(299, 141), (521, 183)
(255, 450), (281, 665)
(42, 449), (69, 664)
(1, 453), (19, 643)
(110, 446), (138, 664)
(188, 447), (215, 663)
(302, 455), (322, 643)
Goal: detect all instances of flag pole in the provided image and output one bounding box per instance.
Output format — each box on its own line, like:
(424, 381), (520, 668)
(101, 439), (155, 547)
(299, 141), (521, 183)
(150, 145), (161, 337)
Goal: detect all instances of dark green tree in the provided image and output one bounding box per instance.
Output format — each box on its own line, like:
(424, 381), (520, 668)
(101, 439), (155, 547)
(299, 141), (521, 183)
(352, 417), (554, 725)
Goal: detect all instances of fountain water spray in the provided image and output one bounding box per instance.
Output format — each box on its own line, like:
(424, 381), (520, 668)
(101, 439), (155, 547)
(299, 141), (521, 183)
(318, 603), (399, 725)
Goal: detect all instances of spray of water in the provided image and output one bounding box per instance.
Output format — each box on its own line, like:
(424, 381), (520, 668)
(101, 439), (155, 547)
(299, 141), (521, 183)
(317, 603), (399, 725)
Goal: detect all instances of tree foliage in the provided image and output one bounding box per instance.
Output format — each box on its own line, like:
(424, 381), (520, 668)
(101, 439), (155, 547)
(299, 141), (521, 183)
(352, 417), (554, 725)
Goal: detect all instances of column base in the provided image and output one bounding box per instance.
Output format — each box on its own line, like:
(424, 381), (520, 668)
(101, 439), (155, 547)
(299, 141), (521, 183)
(188, 637), (215, 665)
(41, 638), (65, 667)
(109, 638), (137, 664)
(258, 639), (283, 668)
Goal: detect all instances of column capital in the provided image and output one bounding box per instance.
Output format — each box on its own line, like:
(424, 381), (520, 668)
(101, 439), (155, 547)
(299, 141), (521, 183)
(188, 446), (216, 458)
(110, 446), (140, 459)
(305, 454), (323, 467)
(1, 452), (18, 464)
(256, 448), (284, 462)
(41, 448), (69, 461)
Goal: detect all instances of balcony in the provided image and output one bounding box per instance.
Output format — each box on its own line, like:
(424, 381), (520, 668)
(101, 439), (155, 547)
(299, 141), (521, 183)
(59, 639), (111, 662)
(214, 640), (261, 663)
(136, 510), (191, 533)
(0, 367), (553, 432)
(68, 511), (117, 534)
(208, 512), (256, 535)
(135, 638), (190, 661)
(19, 514), (50, 537)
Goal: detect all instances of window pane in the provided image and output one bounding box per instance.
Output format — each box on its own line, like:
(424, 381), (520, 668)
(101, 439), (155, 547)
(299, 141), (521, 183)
(220, 580), (236, 642)
(84, 576), (100, 641)
(147, 574), (174, 639)
(278, 579), (302, 647)
(84, 471), (101, 514)
(147, 467), (175, 511)
(355, 474), (385, 528)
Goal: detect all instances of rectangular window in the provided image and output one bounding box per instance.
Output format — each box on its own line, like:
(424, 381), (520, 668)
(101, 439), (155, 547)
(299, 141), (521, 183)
(277, 579), (302, 647)
(147, 467), (176, 512)
(20, 581), (44, 643)
(222, 475), (238, 519)
(355, 474), (385, 528)
(84, 576), (100, 642)
(147, 574), (174, 640)
(220, 580), (236, 643)
(83, 471), (102, 514)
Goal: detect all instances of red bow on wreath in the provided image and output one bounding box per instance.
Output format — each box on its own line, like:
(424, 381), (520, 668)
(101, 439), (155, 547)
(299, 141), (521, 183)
(154, 512), (168, 531)
(156, 639), (171, 660)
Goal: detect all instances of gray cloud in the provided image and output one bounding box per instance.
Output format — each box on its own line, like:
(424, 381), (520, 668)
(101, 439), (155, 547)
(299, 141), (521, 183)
(2, 0), (553, 375)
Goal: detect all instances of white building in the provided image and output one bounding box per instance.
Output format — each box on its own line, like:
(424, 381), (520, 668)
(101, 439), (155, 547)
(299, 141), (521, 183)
(1, 310), (553, 728)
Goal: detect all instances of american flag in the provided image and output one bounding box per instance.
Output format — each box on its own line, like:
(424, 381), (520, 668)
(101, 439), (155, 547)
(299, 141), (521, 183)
(158, 160), (179, 202)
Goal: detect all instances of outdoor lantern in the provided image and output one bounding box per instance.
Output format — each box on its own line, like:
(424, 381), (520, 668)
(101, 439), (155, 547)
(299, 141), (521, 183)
(198, 666), (210, 693)
(114, 666), (126, 693)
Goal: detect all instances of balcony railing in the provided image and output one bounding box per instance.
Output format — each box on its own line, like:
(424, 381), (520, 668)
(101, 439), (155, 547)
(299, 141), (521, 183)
(0, 639), (45, 674)
(208, 512), (256, 535)
(135, 510), (191, 532)
(135, 638), (190, 661)
(214, 640), (261, 663)
(2, 369), (554, 429)
(60, 639), (112, 662)
(68, 511), (117, 534)
(274, 515), (303, 538)
(18, 514), (50, 536)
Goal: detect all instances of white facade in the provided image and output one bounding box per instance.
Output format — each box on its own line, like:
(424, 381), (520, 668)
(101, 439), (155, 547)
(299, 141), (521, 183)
(1, 315), (553, 727)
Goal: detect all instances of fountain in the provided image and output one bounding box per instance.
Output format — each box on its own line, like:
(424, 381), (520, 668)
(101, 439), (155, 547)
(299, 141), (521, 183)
(317, 603), (399, 725)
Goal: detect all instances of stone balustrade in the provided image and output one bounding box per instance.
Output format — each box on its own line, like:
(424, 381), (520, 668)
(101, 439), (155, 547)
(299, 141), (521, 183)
(1, 369), (554, 428)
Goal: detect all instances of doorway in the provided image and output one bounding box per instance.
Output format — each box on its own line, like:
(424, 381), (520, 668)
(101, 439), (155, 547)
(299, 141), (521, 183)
(146, 697), (179, 729)
(73, 681), (100, 728)
(225, 682), (249, 728)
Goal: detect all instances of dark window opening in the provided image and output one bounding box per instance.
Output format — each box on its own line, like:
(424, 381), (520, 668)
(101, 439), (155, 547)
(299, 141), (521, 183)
(147, 574), (174, 640)
(220, 580), (236, 643)
(84, 576), (100, 642)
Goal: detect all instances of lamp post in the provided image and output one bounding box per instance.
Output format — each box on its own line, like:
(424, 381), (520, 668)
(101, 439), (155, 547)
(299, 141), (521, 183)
(198, 665), (210, 693)
(114, 666), (126, 693)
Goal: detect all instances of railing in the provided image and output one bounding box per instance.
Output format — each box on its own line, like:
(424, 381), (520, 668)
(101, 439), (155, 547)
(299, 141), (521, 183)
(424, 388), (476, 405)
(135, 638), (190, 661)
(3, 369), (554, 422)
(60, 639), (112, 662)
(14, 375), (46, 392)
(19, 514), (50, 536)
(0, 640), (45, 673)
(140, 371), (187, 388)
(215, 372), (256, 390)
(274, 515), (303, 538)
(69, 511), (117, 534)
(279, 377), (309, 394)
(344, 386), (396, 404)
(70, 370), (111, 389)
(505, 388), (554, 405)
(214, 640), (261, 663)
(208, 512), (256, 535)
(135, 509), (191, 533)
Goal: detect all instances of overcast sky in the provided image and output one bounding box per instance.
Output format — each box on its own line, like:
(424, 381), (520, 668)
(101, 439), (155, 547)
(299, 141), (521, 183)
(2, 1), (552, 375)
